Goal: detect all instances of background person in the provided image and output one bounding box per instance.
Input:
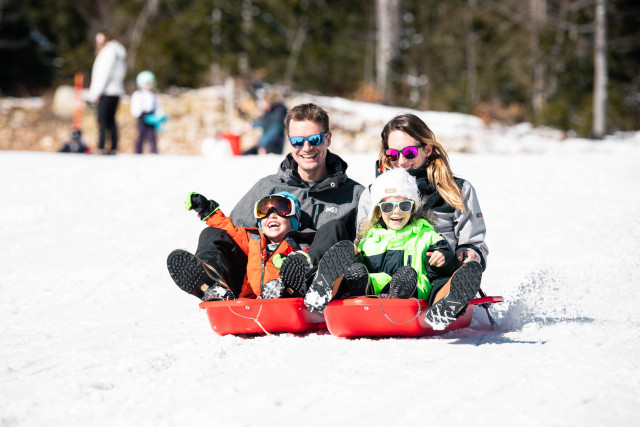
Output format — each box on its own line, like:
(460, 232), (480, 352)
(243, 90), (287, 155)
(130, 70), (166, 154)
(89, 30), (126, 155)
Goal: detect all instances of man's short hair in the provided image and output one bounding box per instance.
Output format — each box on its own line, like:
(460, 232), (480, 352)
(285, 103), (330, 135)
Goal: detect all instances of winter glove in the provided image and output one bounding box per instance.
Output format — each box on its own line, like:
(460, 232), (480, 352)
(184, 192), (219, 220)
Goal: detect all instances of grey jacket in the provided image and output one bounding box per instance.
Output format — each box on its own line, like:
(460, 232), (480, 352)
(230, 151), (364, 239)
(357, 170), (488, 269)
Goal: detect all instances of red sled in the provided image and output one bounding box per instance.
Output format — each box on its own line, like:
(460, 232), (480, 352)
(199, 297), (326, 336)
(323, 296), (503, 338)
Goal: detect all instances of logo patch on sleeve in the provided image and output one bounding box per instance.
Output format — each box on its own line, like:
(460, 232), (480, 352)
(476, 213), (483, 218)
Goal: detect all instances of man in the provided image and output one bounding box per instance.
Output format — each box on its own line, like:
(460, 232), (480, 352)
(167, 103), (364, 300)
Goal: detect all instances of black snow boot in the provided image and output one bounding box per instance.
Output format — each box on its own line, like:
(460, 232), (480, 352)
(203, 284), (235, 301)
(343, 263), (369, 297)
(425, 261), (482, 330)
(388, 266), (418, 299)
(280, 251), (313, 297)
(167, 249), (234, 300)
(260, 278), (285, 299)
(304, 240), (355, 312)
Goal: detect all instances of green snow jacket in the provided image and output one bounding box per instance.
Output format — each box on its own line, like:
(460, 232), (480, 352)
(357, 218), (458, 300)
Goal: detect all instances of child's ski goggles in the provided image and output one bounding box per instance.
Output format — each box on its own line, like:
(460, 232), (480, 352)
(288, 132), (329, 148)
(378, 200), (415, 214)
(384, 145), (421, 162)
(254, 195), (297, 219)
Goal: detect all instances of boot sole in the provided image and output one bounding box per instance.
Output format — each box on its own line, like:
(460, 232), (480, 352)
(260, 279), (285, 299)
(280, 256), (308, 297)
(304, 241), (355, 312)
(343, 263), (369, 296)
(388, 267), (418, 299)
(167, 249), (223, 299)
(426, 261), (482, 330)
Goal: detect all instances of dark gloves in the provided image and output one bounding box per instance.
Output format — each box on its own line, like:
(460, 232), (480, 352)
(184, 192), (219, 220)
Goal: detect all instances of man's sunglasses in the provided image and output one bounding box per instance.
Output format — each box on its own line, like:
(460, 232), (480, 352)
(288, 132), (329, 148)
(384, 145), (422, 162)
(378, 200), (415, 214)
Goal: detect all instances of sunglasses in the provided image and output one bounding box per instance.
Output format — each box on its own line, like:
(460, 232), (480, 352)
(254, 195), (297, 219)
(378, 200), (415, 214)
(385, 145), (422, 162)
(288, 132), (329, 148)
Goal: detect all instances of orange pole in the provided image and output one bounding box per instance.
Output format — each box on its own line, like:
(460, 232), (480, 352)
(72, 72), (84, 130)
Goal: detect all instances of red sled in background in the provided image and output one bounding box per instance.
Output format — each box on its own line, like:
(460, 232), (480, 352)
(199, 297), (326, 336)
(323, 296), (504, 338)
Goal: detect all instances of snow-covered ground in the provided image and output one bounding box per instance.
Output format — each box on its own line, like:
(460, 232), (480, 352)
(1, 124), (640, 426)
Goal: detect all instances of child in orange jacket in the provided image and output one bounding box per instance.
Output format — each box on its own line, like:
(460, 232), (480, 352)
(169, 191), (314, 301)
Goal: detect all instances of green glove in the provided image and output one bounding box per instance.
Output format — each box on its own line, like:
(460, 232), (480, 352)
(185, 192), (219, 220)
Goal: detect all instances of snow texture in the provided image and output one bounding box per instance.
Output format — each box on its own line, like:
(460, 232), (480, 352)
(1, 116), (640, 426)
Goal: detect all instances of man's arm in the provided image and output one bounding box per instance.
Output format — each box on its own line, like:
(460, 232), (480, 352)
(228, 177), (277, 228)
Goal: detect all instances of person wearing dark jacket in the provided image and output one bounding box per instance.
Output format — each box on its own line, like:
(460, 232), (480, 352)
(167, 103), (364, 300)
(243, 90), (287, 155)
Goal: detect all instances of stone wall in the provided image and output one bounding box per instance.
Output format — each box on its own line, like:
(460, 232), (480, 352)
(0, 82), (485, 155)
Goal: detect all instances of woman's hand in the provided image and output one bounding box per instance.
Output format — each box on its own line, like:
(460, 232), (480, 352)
(456, 249), (479, 265)
(426, 250), (445, 267)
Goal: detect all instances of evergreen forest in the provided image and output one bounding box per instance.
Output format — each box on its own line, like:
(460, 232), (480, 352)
(1, 0), (639, 136)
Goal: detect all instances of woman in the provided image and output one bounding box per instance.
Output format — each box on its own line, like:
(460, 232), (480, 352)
(89, 30), (127, 155)
(356, 113), (488, 271)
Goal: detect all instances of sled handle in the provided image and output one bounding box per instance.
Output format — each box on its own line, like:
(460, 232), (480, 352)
(226, 304), (272, 335)
(378, 298), (422, 325)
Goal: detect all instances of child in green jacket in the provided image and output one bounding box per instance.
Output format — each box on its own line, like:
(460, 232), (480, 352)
(305, 168), (483, 330)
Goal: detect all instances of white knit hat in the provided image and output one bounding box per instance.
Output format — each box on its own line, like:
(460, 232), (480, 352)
(369, 168), (421, 219)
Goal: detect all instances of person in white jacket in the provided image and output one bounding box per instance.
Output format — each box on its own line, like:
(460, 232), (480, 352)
(89, 31), (126, 155)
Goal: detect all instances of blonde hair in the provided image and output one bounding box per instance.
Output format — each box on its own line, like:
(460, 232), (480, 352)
(379, 114), (465, 212)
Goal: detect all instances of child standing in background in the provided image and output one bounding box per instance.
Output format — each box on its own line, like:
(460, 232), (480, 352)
(130, 71), (166, 154)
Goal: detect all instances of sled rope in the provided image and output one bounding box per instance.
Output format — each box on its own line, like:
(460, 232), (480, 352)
(226, 305), (272, 336)
(378, 298), (422, 325)
(478, 287), (496, 328)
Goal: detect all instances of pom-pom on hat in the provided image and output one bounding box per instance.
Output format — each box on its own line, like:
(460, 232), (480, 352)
(369, 168), (421, 219)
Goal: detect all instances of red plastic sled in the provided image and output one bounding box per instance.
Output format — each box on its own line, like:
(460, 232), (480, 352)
(323, 296), (504, 338)
(199, 297), (326, 336)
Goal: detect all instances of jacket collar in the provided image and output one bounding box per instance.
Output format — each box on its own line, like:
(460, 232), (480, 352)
(277, 150), (349, 192)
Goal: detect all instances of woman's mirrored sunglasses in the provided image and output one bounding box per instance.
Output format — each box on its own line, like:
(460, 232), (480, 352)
(254, 195), (296, 219)
(288, 132), (329, 148)
(385, 145), (422, 162)
(378, 200), (415, 214)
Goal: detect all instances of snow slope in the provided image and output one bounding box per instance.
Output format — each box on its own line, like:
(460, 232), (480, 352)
(1, 135), (640, 426)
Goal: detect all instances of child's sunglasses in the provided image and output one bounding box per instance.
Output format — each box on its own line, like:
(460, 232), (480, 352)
(384, 145), (422, 162)
(288, 132), (329, 148)
(378, 200), (415, 214)
(254, 195), (296, 219)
